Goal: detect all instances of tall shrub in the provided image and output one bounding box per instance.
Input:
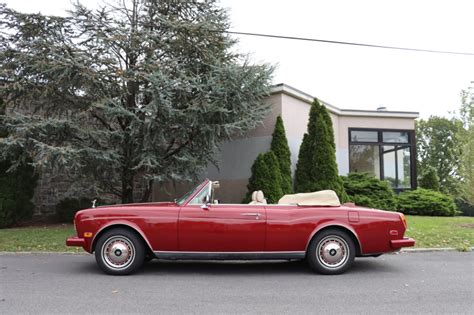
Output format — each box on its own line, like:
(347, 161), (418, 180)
(294, 99), (347, 201)
(270, 116), (292, 195)
(419, 166), (440, 191)
(342, 172), (397, 210)
(244, 152), (283, 204)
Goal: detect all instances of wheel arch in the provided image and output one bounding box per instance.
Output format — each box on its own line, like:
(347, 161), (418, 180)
(306, 224), (362, 257)
(91, 222), (154, 255)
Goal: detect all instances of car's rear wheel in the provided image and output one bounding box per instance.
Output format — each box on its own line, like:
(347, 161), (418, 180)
(94, 228), (145, 275)
(307, 229), (355, 275)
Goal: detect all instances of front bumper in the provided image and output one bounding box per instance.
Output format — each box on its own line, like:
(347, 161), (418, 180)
(390, 237), (415, 249)
(66, 236), (86, 247)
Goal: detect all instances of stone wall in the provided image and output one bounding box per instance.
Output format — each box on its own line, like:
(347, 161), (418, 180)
(33, 171), (147, 216)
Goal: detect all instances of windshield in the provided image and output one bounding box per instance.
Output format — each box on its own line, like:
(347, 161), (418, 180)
(188, 183), (211, 205)
(176, 182), (206, 206)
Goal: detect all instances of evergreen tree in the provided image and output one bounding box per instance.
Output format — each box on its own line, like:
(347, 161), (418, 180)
(416, 117), (464, 195)
(458, 85), (474, 210)
(320, 104), (336, 150)
(270, 116), (292, 194)
(0, 1), (273, 204)
(0, 99), (38, 227)
(244, 152), (283, 204)
(294, 134), (312, 191)
(419, 166), (440, 191)
(294, 99), (347, 201)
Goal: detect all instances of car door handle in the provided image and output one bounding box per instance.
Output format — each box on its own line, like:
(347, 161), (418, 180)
(241, 213), (261, 220)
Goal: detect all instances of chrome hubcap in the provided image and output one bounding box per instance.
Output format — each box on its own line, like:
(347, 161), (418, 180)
(316, 236), (349, 269)
(102, 236), (135, 271)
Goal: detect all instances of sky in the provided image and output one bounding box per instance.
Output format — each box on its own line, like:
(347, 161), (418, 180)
(3, 0), (473, 118)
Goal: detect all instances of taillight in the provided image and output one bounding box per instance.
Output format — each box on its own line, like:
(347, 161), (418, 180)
(399, 213), (407, 229)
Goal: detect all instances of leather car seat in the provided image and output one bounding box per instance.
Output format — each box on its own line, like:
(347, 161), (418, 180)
(249, 190), (267, 205)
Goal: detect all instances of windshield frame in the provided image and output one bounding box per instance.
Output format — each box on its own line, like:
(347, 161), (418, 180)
(175, 179), (210, 206)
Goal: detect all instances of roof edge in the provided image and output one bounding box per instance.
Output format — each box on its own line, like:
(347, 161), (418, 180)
(270, 83), (419, 119)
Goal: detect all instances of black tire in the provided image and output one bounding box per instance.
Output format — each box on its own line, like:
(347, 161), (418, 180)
(144, 252), (155, 262)
(94, 228), (146, 275)
(307, 229), (356, 275)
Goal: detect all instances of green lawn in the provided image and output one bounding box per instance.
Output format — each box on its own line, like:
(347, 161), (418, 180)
(0, 224), (78, 253)
(0, 216), (472, 252)
(405, 216), (474, 250)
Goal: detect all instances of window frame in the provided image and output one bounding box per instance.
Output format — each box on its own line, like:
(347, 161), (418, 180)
(348, 128), (417, 191)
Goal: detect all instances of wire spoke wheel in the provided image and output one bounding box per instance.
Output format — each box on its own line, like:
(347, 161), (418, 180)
(307, 229), (356, 275)
(101, 236), (136, 271)
(316, 236), (349, 269)
(95, 228), (146, 275)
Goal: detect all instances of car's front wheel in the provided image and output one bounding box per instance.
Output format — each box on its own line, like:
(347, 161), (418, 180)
(94, 228), (145, 275)
(307, 229), (355, 275)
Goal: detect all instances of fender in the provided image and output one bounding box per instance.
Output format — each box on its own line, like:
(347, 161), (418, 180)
(305, 221), (363, 254)
(90, 220), (154, 253)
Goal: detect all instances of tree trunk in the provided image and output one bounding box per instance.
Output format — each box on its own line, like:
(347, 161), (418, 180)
(121, 168), (134, 204)
(140, 179), (154, 203)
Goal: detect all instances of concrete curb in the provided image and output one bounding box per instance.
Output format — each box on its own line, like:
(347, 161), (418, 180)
(401, 247), (473, 253)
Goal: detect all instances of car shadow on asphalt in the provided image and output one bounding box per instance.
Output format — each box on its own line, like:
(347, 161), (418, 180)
(73, 256), (397, 276)
(138, 257), (397, 275)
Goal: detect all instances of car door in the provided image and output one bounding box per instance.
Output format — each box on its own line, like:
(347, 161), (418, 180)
(178, 203), (266, 252)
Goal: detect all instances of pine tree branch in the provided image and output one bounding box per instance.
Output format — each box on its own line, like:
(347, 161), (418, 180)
(1, 0), (274, 202)
(164, 132), (195, 159)
(91, 112), (114, 131)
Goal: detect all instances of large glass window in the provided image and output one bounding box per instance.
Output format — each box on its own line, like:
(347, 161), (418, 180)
(349, 129), (415, 190)
(398, 147), (412, 188)
(349, 145), (380, 178)
(383, 131), (409, 143)
(382, 145), (397, 187)
(350, 130), (378, 142)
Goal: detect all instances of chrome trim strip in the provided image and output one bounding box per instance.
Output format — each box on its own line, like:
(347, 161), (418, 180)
(153, 251), (306, 260)
(305, 224), (363, 255)
(90, 222), (154, 254)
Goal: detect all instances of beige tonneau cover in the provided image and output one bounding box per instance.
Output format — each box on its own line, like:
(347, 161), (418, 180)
(278, 190), (341, 206)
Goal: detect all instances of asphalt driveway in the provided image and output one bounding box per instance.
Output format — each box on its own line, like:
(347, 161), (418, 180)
(0, 251), (473, 314)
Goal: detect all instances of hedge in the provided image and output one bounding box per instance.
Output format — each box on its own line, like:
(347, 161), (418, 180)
(342, 172), (397, 211)
(397, 188), (457, 216)
(55, 197), (104, 223)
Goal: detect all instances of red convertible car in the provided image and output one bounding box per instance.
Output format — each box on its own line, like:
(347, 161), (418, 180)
(66, 179), (414, 275)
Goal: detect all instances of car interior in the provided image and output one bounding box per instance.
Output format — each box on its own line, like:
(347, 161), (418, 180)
(187, 180), (341, 207)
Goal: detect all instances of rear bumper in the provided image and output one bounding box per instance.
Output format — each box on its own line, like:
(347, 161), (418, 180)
(390, 237), (415, 249)
(66, 236), (86, 247)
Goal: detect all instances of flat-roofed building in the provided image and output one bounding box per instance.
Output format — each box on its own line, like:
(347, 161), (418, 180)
(153, 83), (419, 203)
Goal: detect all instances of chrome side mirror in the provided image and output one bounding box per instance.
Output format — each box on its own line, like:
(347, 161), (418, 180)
(201, 194), (211, 210)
